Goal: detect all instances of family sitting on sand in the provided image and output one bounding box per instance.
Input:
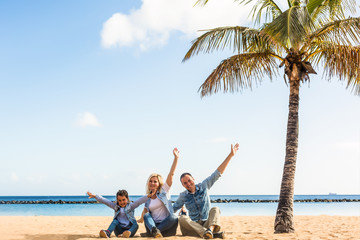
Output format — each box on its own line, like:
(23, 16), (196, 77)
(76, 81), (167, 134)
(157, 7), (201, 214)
(87, 143), (239, 239)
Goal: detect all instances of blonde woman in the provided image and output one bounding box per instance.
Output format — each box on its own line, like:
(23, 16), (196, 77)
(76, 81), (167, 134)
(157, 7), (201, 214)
(141, 148), (179, 238)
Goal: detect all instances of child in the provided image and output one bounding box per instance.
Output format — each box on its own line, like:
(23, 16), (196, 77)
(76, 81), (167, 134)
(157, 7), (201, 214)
(87, 190), (147, 238)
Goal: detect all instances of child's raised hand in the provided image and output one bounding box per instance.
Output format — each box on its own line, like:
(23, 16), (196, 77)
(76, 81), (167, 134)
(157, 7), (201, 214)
(87, 191), (96, 198)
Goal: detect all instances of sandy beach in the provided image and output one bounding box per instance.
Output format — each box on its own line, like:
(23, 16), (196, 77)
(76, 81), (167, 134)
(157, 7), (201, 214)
(1, 216), (359, 240)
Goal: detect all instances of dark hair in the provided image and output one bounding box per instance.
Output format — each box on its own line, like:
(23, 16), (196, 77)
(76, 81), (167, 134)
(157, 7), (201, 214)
(116, 189), (129, 201)
(180, 172), (193, 182)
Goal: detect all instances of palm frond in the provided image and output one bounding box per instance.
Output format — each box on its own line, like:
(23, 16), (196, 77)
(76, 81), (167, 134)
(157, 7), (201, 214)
(312, 44), (360, 94)
(290, 0), (301, 6)
(195, 0), (209, 6)
(307, 0), (332, 27)
(287, 0), (292, 8)
(309, 4), (333, 27)
(316, 0), (346, 19)
(199, 51), (279, 96)
(326, 0), (356, 18)
(340, 0), (357, 15)
(183, 26), (284, 62)
(307, 0), (326, 15)
(303, 17), (360, 54)
(241, 0), (283, 25)
(308, 0), (356, 24)
(264, 6), (314, 49)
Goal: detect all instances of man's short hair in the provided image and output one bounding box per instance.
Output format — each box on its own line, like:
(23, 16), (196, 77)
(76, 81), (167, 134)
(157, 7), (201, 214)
(180, 172), (193, 182)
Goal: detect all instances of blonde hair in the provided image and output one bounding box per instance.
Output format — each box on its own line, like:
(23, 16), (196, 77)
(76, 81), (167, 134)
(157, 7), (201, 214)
(146, 173), (164, 194)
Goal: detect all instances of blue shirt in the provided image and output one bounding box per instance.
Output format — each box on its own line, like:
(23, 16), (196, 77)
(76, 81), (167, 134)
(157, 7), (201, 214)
(173, 169), (221, 221)
(96, 195), (148, 225)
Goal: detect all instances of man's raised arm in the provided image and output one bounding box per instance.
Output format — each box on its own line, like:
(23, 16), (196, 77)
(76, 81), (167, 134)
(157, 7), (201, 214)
(217, 143), (239, 174)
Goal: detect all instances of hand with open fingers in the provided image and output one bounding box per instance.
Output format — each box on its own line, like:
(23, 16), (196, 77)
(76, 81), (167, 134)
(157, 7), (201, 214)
(179, 206), (187, 216)
(87, 192), (96, 198)
(173, 147), (179, 159)
(231, 143), (239, 156)
(138, 208), (148, 223)
(147, 190), (157, 198)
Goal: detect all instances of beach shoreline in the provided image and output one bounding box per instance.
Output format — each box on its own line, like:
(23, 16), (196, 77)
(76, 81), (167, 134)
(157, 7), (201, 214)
(1, 216), (359, 240)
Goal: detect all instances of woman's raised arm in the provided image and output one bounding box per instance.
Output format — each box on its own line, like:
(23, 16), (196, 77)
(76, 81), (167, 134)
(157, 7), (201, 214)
(165, 148), (179, 187)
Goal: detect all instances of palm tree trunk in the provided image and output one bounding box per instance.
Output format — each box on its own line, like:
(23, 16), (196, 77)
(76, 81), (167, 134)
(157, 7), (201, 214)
(274, 67), (300, 233)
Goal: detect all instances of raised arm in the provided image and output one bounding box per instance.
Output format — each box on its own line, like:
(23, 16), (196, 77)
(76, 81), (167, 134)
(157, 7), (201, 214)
(87, 191), (117, 210)
(129, 195), (148, 211)
(87, 191), (96, 199)
(165, 147), (179, 187)
(217, 143), (239, 174)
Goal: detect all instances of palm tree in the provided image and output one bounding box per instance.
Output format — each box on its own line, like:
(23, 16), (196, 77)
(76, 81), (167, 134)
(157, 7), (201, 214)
(184, 0), (360, 233)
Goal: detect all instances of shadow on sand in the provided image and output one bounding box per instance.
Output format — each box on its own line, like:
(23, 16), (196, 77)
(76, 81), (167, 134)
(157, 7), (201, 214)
(23, 234), (159, 239)
(24, 234), (96, 240)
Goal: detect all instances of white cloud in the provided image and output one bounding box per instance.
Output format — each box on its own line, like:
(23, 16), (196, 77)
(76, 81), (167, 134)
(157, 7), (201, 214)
(74, 112), (102, 128)
(101, 0), (253, 50)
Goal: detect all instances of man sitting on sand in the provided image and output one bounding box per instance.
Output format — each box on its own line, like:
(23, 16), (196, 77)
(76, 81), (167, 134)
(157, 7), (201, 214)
(172, 143), (239, 239)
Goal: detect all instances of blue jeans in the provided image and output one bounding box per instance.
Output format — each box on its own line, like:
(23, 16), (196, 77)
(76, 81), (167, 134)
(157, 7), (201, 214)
(144, 212), (178, 237)
(108, 219), (138, 237)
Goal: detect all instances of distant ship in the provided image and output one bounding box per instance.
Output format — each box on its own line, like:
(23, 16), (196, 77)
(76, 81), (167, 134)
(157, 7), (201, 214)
(329, 192), (337, 195)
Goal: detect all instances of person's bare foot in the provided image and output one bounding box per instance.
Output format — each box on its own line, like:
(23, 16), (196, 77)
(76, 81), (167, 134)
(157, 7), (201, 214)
(122, 230), (131, 238)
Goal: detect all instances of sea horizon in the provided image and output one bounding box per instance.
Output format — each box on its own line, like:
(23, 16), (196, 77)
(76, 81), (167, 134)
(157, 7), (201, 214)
(1, 194), (359, 217)
(1, 194), (359, 199)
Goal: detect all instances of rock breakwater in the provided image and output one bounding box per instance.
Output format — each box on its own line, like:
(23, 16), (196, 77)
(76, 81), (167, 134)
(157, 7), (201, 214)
(1, 199), (359, 204)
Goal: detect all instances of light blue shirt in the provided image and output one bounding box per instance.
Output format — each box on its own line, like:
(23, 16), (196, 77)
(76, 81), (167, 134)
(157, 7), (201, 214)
(173, 169), (221, 221)
(95, 195), (148, 225)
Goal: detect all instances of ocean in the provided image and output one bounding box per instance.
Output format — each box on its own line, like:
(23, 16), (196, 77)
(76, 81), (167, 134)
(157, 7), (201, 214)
(1, 195), (359, 216)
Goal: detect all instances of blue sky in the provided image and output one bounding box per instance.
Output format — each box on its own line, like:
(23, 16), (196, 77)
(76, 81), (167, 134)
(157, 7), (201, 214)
(0, 0), (359, 196)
